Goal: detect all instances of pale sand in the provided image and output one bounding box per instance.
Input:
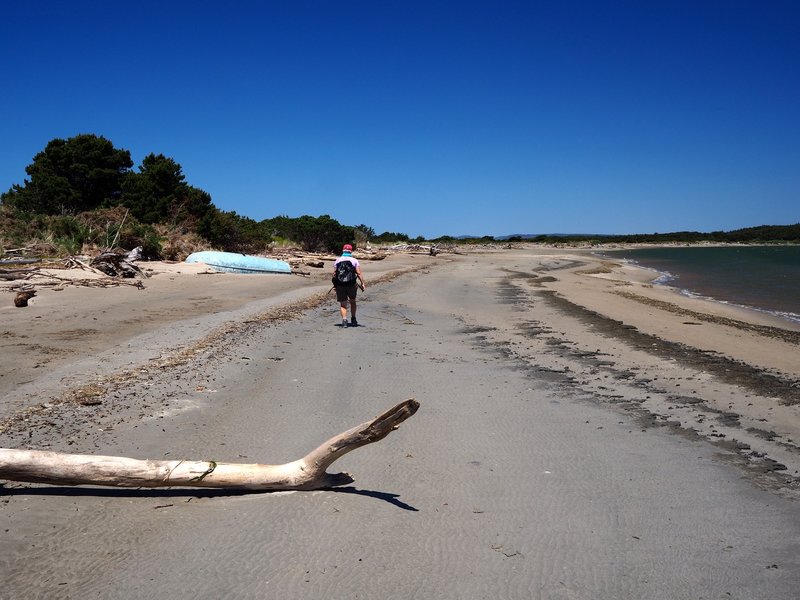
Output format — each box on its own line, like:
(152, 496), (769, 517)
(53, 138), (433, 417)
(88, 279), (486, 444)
(1, 247), (798, 599)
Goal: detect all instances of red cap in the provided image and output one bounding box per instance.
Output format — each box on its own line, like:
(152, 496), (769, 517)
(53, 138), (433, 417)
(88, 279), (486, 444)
(343, 244), (353, 251)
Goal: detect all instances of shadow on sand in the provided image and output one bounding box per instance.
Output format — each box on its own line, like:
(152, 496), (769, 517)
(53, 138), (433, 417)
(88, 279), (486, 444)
(1, 483), (417, 511)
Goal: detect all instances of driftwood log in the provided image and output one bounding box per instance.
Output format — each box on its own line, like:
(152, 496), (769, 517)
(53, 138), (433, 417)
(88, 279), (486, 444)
(89, 252), (146, 278)
(0, 268), (38, 281)
(14, 289), (36, 307)
(0, 399), (419, 491)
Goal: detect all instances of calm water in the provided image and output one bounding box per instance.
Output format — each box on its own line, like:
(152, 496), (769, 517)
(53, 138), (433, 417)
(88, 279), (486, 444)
(604, 246), (800, 323)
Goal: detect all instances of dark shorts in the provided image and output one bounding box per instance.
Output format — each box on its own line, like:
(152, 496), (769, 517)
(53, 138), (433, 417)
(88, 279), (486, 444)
(335, 283), (358, 302)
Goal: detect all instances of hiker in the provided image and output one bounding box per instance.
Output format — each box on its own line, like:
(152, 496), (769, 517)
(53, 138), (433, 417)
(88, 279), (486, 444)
(332, 244), (365, 327)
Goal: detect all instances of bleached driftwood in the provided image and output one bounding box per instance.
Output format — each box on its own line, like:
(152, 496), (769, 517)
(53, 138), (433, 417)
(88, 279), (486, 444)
(66, 256), (108, 275)
(0, 399), (419, 491)
(5, 272), (145, 290)
(90, 252), (148, 279)
(0, 268), (38, 281)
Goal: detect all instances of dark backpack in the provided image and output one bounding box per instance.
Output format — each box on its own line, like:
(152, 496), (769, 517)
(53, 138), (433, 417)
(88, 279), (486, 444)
(334, 260), (357, 285)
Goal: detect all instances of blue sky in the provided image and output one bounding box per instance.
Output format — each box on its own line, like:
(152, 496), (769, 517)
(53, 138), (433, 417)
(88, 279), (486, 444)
(1, 1), (798, 238)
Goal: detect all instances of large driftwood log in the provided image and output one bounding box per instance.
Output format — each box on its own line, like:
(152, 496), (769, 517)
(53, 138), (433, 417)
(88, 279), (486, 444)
(0, 399), (419, 491)
(0, 268), (38, 281)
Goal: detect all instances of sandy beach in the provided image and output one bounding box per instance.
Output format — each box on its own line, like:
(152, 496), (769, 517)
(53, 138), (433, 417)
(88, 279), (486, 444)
(1, 246), (799, 599)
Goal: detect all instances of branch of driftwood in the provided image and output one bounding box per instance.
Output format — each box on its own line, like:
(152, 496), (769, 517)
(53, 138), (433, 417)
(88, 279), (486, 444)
(0, 399), (419, 491)
(1, 253), (148, 306)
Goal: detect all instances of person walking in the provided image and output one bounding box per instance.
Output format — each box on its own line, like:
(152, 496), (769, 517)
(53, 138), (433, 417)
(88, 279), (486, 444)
(332, 244), (365, 327)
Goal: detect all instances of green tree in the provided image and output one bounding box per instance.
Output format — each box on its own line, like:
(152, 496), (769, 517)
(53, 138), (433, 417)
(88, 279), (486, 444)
(288, 214), (353, 252)
(120, 154), (212, 228)
(260, 214), (351, 251)
(353, 223), (375, 247)
(373, 231), (410, 243)
(1, 134), (132, 215)
(197, 208), (266, 252)
(260, 215), (296, 240)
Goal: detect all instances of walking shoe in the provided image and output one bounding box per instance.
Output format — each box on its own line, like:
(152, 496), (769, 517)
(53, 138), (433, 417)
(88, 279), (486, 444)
(350, 317), (358, 327)
(342, 318), (348, 327)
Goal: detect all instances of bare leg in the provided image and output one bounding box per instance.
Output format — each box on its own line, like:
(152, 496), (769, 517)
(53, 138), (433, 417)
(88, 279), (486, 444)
(350, 299), (357, 320)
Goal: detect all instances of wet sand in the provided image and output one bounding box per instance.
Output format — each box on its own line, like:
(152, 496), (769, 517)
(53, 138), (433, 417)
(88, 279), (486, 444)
(1, 247), (799, 598)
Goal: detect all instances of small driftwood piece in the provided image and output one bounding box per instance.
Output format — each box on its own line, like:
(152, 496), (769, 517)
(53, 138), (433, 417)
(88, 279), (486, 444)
(0, 399), (419, 490)
(14, 289), (36, 307)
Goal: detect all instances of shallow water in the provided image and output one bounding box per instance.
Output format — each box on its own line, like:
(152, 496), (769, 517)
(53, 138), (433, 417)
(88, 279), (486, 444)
(604, 245), (800, 322)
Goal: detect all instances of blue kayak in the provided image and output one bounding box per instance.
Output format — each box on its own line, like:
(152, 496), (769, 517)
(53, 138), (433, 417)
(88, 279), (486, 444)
(185, 251), (292, 274)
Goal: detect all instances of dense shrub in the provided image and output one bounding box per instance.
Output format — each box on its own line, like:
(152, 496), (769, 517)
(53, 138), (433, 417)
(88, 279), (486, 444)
(197, 208), (267, 253)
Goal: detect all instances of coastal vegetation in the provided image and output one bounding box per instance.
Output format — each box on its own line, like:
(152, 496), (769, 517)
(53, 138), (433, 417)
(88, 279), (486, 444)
(1, 134), (798, 259)
(0, 134), (414, 258)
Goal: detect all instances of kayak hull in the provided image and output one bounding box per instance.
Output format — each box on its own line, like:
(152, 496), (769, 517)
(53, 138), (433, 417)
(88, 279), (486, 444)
(185, 251), (292, 274)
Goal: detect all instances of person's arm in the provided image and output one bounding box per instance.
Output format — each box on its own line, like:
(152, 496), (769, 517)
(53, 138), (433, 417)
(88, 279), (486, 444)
(356, 265), (365, 290)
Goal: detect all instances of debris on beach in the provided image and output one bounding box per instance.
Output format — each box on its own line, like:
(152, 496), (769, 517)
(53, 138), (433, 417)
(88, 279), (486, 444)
(231, 247), (392, 274)
(1, 251), (147, 304)
(388, 243), (448, 255)
(88, 250), (148, 278)
(0, 241), (434, 305)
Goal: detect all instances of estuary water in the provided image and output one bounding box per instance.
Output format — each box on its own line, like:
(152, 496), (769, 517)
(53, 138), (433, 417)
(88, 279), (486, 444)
(604, 245), (800, 323)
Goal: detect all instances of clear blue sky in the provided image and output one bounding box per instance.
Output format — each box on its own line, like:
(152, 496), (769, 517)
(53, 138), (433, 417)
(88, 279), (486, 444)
(1, 1), (798, 238)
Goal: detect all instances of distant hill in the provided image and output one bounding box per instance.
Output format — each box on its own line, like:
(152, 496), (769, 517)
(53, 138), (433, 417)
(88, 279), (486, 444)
(496, 233), (598, 240)
(489, 224), (800, 244)
(457, 233), (585, 240)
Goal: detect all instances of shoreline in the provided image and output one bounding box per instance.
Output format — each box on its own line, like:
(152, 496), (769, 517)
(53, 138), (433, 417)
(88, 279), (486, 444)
(596, 245), (800, 325)
(500, 247), (800, 493)
(1, 245), (799, 597)
(2, 247), (798, 465)
(2, 246), (798, 435)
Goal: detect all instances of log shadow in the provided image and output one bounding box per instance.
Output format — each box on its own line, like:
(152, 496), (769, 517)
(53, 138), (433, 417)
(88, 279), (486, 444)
(327, 486), (418, 511)
(1, 484), (418, 510)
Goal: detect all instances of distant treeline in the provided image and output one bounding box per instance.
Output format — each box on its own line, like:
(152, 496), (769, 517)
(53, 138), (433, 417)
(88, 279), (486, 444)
(513, 224), (800, 245)
(1, 134), (797, 258)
